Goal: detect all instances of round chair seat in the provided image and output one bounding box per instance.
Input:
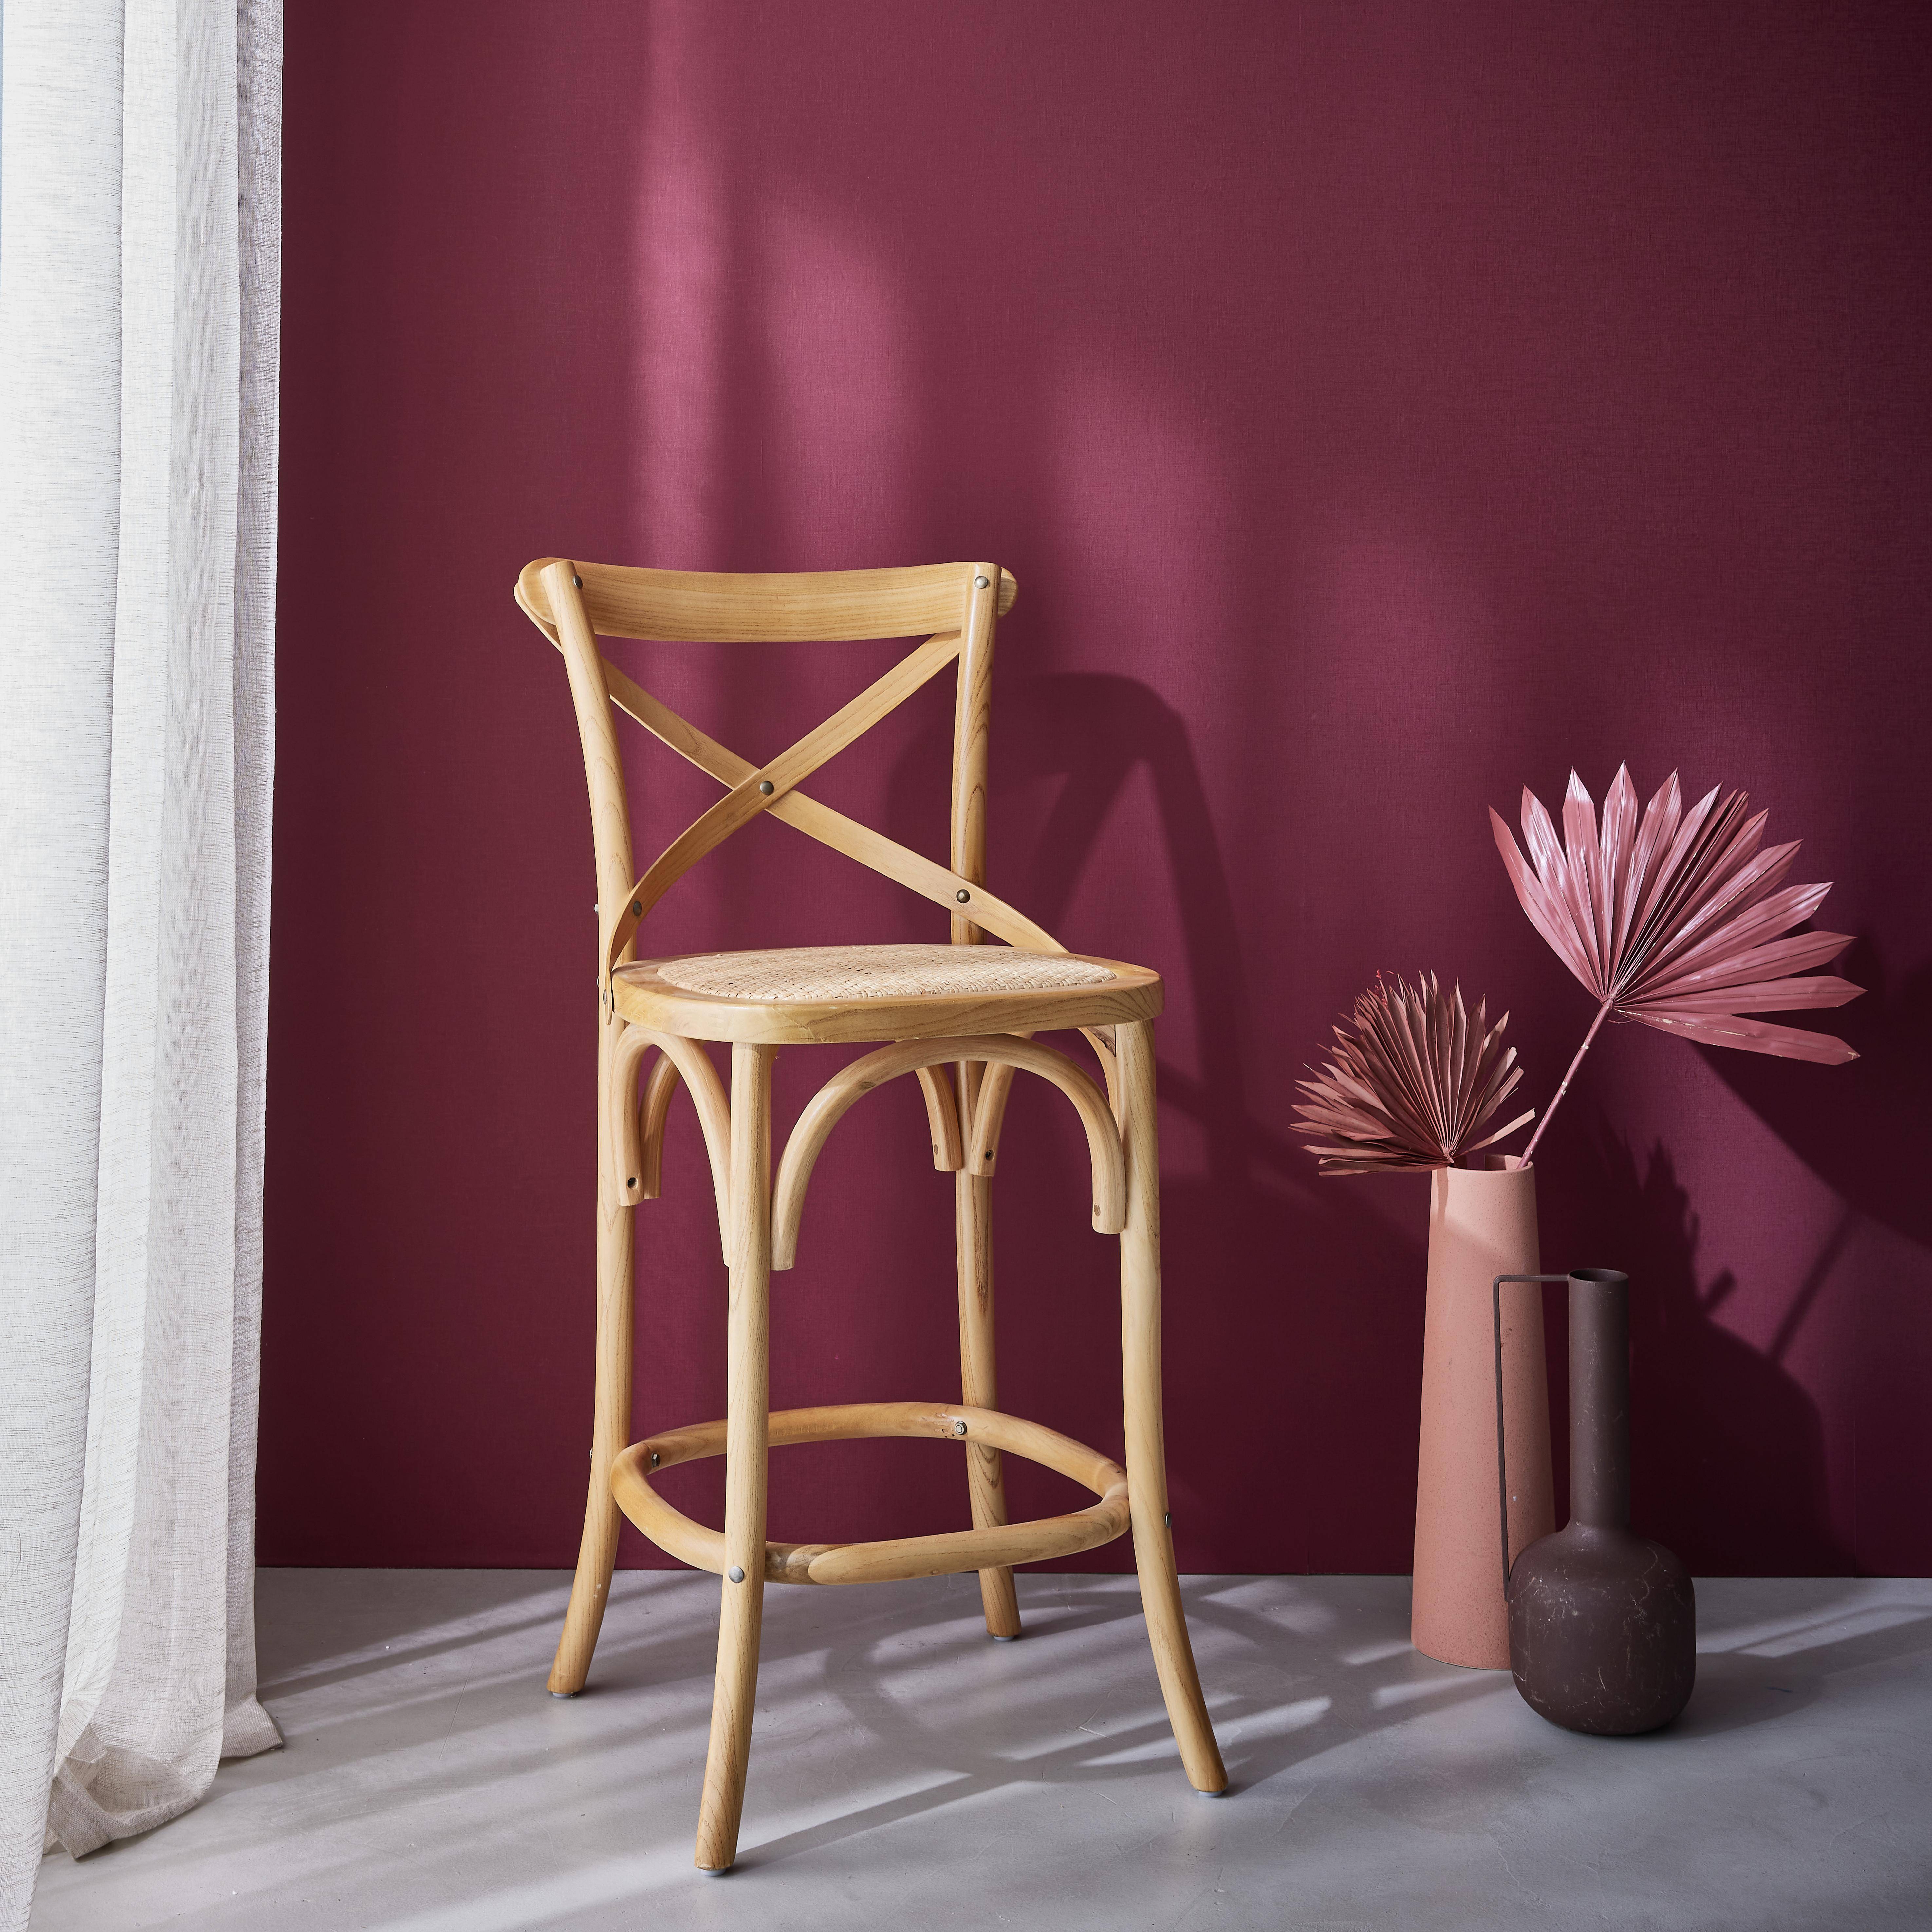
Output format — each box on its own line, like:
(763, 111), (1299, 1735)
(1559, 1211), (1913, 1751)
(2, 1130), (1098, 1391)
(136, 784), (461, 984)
(613, 944), (1162, 1044)
(656, 942), (1116, 1002)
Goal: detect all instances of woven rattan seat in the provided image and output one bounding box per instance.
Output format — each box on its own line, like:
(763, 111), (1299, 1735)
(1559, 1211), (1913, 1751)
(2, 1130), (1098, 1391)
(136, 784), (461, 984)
(655, 943), (1116, 1003)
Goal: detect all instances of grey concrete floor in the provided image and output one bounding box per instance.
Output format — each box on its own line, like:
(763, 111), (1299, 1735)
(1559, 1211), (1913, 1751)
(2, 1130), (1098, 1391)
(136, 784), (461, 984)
(29, 1569), (1932, 1931)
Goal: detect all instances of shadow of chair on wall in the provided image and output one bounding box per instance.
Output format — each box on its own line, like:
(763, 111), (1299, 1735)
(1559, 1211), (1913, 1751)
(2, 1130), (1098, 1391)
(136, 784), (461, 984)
(887, 668), (1425, 1574)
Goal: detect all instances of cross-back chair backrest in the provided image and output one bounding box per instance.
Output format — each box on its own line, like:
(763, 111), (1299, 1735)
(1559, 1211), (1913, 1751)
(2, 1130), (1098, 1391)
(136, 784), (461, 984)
(515, 558), (1064, 1000)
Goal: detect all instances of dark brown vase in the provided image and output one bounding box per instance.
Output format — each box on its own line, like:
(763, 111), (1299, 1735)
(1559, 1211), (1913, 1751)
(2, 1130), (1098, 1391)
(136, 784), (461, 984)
(1492, 1268), (1696, 1735)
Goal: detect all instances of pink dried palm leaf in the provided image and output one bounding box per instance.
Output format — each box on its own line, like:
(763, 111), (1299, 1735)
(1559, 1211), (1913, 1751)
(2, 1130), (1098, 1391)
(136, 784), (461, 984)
(1293, 973), (1534, 1175)
(1492, 765), (1861, 1162)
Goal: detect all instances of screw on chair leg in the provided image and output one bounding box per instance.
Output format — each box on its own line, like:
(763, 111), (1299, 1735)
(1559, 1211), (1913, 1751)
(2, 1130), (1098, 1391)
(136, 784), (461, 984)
(694, 1045), (777, 1873)
(1116, 1021), (1227, 1794)
(954, 1160), (1022, 1640)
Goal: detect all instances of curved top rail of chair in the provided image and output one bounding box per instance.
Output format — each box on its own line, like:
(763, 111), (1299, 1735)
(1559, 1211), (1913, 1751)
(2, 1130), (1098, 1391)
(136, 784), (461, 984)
(772, 1035), (1127, 1270)
(517, 557), (1017, 643)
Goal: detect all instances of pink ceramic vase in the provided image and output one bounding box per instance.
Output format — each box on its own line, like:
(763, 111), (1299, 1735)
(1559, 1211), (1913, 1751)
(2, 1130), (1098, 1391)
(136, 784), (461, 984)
(1411, 1156), (1554, 1669)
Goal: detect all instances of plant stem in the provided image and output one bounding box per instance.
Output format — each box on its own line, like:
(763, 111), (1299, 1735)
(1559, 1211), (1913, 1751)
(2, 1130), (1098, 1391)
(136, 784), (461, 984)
(1520, 998), (1613, 1166)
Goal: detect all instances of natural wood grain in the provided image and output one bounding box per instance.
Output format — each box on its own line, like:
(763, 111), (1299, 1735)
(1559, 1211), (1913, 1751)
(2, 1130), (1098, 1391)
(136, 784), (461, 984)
(968, 1029), (1121, 1176)
(769, 1036), (1126, 1272)
(1116, 1020), (1227, 1794)
(630, 1050), (681, 1201)
(915, 1064), (965, 1171)
(546, 1001), (634, 1697)
(522, 552), (1224, 1842)
(964, 1061), (1011, 1177)
(542, 561), (642, 1695)
(610, 1401), (1129, 1586)
(695, 1044), (777, 1873)
(611, 1028), (732, 1254)
(516, 604), (1065, 956)
(601, 627), (967, 984)
(955, 1171), (1021, 1636)
(610, 1024), (660, 1203)
(1087, 1024), (1123, 1115)
(540, 563), (636, 976)
(518, 557), (1014, 643)
(942, 569), (1020, 1635)
(948, 566), (999, 948)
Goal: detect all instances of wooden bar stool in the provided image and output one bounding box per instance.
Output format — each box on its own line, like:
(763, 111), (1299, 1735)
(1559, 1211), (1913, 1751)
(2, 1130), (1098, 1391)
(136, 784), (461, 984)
(516, 556), (1226, 1872)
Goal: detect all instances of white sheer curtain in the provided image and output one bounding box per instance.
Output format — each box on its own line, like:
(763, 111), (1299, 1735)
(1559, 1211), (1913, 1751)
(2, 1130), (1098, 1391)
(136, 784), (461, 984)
(0, 2), (283, 1921)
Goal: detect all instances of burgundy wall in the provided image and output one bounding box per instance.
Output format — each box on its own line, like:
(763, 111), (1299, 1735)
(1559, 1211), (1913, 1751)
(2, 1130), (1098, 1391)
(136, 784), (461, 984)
(264, 1), (1932, 1575)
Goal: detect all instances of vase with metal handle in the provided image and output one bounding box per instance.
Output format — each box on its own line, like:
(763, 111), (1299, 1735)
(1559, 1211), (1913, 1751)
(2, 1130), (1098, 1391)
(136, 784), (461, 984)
(1492, 1268), (1697, 1734)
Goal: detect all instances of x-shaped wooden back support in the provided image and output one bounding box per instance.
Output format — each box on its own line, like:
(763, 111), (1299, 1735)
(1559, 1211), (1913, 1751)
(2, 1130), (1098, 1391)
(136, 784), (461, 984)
(514, 557), (1068, 1002)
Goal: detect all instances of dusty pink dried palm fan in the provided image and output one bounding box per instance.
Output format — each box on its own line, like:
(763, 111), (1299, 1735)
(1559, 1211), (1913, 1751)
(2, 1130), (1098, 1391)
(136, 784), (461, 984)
(1493, 763), (1862, 1160)
(1292, 972), (1533, 1172)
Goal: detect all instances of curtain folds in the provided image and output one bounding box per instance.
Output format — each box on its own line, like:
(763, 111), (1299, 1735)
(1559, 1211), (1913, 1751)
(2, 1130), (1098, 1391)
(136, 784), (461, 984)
(0, 2), (284, 1922)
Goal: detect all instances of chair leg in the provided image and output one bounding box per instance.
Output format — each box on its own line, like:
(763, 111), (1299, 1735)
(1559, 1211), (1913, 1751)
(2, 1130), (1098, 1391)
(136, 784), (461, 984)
(548, 1018), (636, 1696)
(1115, 1020), (1227, 1793)
(955, 1166), (1022, 1638)
(695, 1043), (777, 1872)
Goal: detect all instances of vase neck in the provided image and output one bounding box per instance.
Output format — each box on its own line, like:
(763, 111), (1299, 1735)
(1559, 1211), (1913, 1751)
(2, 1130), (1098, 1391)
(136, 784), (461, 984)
(1569, 1271), (1631, 1531)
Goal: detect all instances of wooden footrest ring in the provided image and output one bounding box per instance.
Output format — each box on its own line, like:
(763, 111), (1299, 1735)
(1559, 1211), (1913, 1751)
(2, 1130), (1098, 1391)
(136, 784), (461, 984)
(610, 1401), (1130, 1587)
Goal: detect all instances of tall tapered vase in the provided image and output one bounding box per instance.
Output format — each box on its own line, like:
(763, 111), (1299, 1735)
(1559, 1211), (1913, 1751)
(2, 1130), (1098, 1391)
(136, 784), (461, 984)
(1412, 1157), (1553, 1668)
